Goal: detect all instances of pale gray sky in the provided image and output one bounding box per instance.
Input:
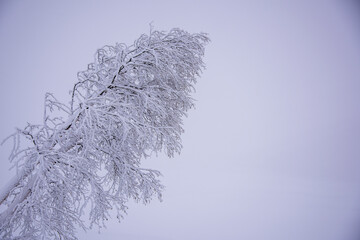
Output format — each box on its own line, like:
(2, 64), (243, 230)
(1, 1), (360, 239)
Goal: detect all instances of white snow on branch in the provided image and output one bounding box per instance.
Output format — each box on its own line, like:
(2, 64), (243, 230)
(0, 28), (209, 240)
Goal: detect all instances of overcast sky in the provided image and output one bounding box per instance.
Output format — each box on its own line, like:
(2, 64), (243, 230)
(1, 1), (360, 240)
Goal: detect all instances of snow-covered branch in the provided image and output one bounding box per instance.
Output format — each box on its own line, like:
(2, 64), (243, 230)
(0, 28), (209, 240)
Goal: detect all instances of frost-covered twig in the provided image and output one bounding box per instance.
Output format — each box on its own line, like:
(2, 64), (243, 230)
(0, 28), (209, 240)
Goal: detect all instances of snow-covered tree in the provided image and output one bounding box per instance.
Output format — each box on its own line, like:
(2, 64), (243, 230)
(0, 28), (209, 240)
